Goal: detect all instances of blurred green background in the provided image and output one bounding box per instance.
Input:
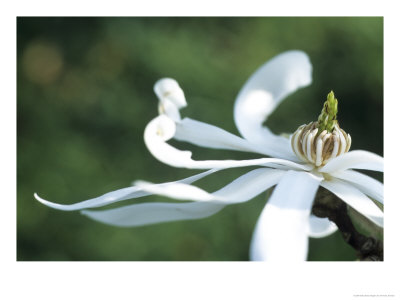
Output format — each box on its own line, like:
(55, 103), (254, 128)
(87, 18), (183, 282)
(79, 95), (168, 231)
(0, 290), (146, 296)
(17, 17), (383, 261)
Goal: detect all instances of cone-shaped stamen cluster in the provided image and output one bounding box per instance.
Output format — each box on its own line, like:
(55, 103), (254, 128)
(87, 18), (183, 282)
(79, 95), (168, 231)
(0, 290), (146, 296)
(291, 91), (351, 167)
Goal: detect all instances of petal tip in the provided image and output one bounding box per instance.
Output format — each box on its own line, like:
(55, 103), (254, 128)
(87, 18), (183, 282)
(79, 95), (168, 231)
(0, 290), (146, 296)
(34, 192), (45, 203)
(154, 78), (187, 109)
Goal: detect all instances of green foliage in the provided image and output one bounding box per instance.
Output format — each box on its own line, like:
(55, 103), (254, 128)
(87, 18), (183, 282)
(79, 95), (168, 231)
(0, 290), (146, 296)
(17, 17), (383, 261)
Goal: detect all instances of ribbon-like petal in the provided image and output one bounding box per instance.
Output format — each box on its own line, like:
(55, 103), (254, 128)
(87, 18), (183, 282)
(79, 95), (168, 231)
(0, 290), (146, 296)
(318, 150), (383, 173)
(82, 168), (285, 227)
(144, 115), (312, 171)
(34, 169), (218, 211)
(234, 50), (312, 159)
(307, 215), (338, 238)
(250, 170), (322, 261)
(174, 117), (298, 160)
(81, 201), (225, 227)
(331, 170), (383, 204)
(135, 168), (285, 204)
(321, 178), (383, 227)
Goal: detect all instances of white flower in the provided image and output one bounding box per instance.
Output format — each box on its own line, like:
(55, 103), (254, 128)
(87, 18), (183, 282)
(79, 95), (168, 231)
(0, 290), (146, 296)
(35, 50), (383, 261)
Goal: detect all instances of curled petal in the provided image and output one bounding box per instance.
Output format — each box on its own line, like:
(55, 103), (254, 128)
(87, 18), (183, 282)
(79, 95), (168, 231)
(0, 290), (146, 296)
(321, 178), (383, 227)
(234, 50), (312, 159)
(154, 78), (187, 109)
(34, 169), (218, 211)
(145, 115), (312, 170)
(82, 201), (225, 227)
(135, 168), (286, 204)
(331, 170), (383, 204)
(307, 215), (338, 238)
(250, 170), (322, 261)
(158, 99), (181, 123)
(174, 117), (297, 160)
(154, 78), (186, 122)
(318, 150), (383, 173)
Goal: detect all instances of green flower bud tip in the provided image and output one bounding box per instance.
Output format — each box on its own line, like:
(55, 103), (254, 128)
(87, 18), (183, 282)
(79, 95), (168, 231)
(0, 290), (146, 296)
(317, 91), (338, 134)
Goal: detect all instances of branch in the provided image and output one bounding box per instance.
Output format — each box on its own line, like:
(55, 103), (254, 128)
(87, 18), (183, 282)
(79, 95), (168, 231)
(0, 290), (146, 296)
(312, 187), (383, 261)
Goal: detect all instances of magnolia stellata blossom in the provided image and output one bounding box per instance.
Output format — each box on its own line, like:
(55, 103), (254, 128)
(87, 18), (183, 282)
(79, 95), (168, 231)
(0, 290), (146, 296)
(35, 50), (383, 261)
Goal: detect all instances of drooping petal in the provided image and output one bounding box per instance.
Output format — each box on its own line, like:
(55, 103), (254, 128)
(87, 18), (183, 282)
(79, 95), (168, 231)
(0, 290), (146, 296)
(34, 169), (218, 211)
(174, 117), (298, 160)
(250, 170), (322, 261)
(144, 115), (312, 171)
(135, 168), (286, 204)
(234, 50), (312, 158)
(82, 168), (285, 227)
(307, 215), (338, 238)
(318, 150), (383, 173)
(81, 201), (225, 227)
(321, 178), (383, 227)
(331, 170), (383, 204)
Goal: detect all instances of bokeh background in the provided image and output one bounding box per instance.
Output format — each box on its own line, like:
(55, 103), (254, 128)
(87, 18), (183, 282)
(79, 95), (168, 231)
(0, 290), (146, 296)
(17, 17), (383, 261)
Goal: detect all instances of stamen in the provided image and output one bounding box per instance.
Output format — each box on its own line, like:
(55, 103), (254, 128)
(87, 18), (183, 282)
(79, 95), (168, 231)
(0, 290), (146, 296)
(306, 128), (318, 162)
(315, 138), (323, 167)
(314, 130), (327, 166)
(345, 134), (352, 152)
(336, 127), (346, 156)
(329, 134), (339, 160)
(290, 91), (351, 167)
(291, 128), (306, 162)
(322, 133), (332, 156)
(302, 130), (311, 157)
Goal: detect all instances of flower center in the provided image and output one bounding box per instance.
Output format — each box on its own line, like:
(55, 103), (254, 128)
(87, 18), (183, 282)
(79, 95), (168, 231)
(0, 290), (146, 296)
(290, 91), (352, 167)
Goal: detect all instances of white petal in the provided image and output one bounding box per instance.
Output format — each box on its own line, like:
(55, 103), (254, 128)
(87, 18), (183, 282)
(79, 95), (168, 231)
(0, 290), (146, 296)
(318, 150), (383, 173)
(154, 78), (186, 109)
(82, 201), (225, 227)
(307, 215), (338, 238)
(175, 118), (256, 152)
(134, 181), (216, 202)
(331, 170), (383, 204)
(234, 51), (312, 157)
(135, 168), (286, 204)
(212, 168), (284, 204)
(174, 117), (297, 160)
(145, 115), (312, 170)
(154, 78), (187, 122)
(250, 170), (322, 261)
(158, 99), (181, 123)
(321, 178), (383, 227)
(34, 169), (218, 211)
(82, 168), (285, 227)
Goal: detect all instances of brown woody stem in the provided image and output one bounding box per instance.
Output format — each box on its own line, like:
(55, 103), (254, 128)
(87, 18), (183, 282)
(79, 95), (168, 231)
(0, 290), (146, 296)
(312, 187), (383, 261)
